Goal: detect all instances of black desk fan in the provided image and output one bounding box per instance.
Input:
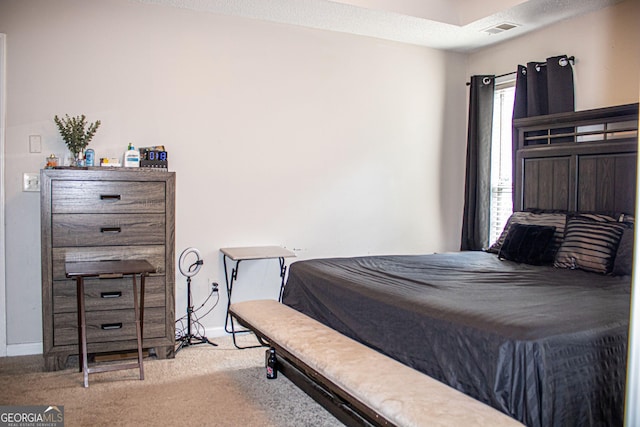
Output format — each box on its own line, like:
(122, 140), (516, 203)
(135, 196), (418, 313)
(175, 247), (217, 353)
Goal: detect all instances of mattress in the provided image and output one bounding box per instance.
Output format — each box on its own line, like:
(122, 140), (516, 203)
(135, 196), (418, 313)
(281, 251), (631, 427)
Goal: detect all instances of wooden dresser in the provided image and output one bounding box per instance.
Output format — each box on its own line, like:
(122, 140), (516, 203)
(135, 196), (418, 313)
(40, 168), (175, 371)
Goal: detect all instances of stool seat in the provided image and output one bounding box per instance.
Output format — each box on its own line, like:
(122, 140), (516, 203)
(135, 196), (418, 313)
(66, 260), (155, 387)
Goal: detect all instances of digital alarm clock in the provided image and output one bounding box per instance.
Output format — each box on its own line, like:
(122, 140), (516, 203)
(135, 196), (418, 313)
(139, 146), (169, 169)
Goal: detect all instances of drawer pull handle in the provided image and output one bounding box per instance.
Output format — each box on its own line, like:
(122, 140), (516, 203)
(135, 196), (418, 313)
(100, 194), (121, 201)
(101, 291), (122, 299)
(101, 323), (123, 330)
(100, 227), (122, 233)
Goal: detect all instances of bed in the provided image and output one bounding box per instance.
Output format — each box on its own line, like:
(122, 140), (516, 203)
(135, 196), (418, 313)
(281, 103), (639, 427)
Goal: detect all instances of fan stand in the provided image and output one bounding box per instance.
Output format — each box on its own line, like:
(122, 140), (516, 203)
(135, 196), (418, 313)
(175, 248), (217, 354)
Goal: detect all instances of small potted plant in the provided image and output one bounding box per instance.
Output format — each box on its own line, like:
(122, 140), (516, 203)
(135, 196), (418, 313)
(54, 114), (101, 166)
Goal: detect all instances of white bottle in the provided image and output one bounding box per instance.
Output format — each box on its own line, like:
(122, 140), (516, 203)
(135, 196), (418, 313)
(124, 143), (140, 167)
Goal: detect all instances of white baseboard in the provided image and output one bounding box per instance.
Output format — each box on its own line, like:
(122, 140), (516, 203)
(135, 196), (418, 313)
(3, 328), (232, 358)
(204, 326), (229, 339)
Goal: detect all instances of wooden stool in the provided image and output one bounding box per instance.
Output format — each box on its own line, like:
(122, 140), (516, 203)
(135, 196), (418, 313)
(65, 260), (155, 387)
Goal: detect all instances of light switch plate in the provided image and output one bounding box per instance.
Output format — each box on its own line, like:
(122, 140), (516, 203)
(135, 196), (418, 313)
(29, 135), (42, 153)
(23, 173), (40, 192)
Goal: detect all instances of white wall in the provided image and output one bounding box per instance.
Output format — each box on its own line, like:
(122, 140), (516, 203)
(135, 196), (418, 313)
(467, 0), (640, 111)
(0, 0), (468, 349)
(626, 82), (640, 426)
(0, 33), (6, 357)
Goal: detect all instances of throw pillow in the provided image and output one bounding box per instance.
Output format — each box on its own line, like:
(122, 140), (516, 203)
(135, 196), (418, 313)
(554, 216), (626, 274)
(498, 223), (557, 265)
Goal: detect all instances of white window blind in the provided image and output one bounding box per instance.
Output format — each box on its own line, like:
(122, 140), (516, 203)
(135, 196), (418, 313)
(489, 82), (515, 245)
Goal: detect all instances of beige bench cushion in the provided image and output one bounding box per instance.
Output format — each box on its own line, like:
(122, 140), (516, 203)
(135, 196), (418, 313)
(230, 299), (523, 427)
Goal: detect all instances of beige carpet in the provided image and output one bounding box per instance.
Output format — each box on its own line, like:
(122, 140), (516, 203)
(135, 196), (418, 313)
(0, 335), (343, 426)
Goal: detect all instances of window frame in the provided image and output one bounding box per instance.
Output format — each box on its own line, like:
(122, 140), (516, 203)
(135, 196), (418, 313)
(488, 78), (516, 245)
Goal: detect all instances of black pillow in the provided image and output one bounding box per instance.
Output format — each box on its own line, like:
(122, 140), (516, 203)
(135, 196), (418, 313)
(498, 223), (557, 265)
(487, 211), (566, 256)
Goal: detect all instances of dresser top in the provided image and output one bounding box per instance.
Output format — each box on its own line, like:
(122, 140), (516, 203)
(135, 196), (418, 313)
(41, 167), (175, 182)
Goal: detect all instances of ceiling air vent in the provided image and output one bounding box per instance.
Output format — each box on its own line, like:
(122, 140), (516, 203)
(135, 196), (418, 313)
(482, 22), (519, 35)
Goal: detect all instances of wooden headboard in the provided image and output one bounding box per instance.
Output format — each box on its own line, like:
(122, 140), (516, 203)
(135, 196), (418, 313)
(514, 103), (639, 214)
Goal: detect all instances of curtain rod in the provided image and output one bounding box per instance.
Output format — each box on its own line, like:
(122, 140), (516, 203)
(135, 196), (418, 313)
(465, 56), (575, 86)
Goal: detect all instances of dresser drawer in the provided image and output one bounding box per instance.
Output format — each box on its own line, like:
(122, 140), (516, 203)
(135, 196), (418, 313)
(52, 213), (165, 247)
(51, 181), (166, 214)
(53, 307), (166, 346)
(53, 275), (166, 314)
(52, 245), (165, 280)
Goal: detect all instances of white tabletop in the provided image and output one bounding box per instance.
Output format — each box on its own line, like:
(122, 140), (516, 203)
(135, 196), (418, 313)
(220, 246), (296, 261)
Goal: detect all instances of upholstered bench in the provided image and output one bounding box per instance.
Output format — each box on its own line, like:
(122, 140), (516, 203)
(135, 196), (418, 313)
(229, 300), (523, 427)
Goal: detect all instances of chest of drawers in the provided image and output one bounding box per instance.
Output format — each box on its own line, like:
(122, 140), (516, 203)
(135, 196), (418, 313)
(40, 168), (176, 371)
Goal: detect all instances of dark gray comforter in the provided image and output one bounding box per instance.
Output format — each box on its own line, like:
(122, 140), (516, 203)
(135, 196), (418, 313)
(281, 251), (631, 427)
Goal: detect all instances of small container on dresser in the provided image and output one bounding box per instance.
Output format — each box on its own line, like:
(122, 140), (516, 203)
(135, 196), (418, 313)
(40, 168), (176, 371)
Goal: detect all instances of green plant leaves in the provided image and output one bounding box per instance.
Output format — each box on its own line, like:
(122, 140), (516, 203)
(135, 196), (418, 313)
(54, 114), (101, 155)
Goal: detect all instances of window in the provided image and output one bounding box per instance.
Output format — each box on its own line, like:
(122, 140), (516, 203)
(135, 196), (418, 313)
(489, 81), (515, 244)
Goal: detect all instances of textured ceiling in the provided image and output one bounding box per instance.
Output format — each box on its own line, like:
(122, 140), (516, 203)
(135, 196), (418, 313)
(138, 0), (626, 52)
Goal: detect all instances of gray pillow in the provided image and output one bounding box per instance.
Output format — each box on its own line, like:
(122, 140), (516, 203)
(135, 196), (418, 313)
(554, 217), (626, 274)
(612, 226), (634, 276)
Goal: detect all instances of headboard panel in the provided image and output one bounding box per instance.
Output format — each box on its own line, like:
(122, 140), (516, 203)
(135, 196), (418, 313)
(514, 103), (639, 213)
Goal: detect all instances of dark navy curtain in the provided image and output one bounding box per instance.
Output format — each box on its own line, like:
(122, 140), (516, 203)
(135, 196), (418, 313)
(513, 55), (574, 119)
(512, 55), (575, 204)
(461, 75), (495, 251)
